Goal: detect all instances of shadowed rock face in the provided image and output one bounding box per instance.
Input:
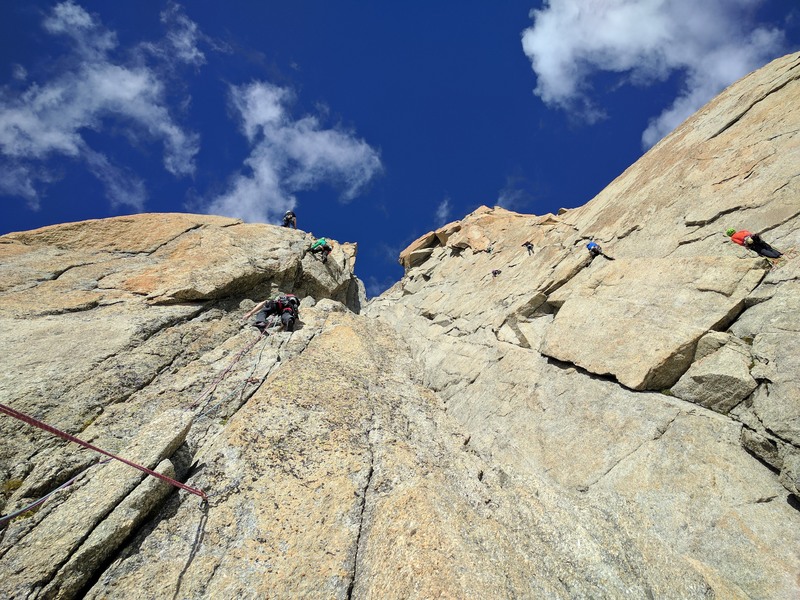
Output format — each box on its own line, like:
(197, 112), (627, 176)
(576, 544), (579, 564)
(1, 53), (800, 599)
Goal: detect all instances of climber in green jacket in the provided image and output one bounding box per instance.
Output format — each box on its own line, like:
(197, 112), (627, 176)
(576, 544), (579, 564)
(309, 237), (332, 263)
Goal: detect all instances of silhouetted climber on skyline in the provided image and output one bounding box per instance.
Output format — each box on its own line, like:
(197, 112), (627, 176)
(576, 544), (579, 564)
(726, 228), (782, 258)
(283, 210), (297, 229)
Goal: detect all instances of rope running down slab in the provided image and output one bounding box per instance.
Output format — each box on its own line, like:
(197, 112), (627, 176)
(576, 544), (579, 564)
(1, 325), (277, 523)
(0, 402), (207, 501)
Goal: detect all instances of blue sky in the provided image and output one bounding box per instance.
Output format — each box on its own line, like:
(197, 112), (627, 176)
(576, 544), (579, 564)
(2, 1), (799, 296)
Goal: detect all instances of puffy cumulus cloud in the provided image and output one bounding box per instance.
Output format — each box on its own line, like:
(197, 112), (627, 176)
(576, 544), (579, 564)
(206, 81), (383, 224)
(522, 0), (786, 147)
(0, 1), (201, 209)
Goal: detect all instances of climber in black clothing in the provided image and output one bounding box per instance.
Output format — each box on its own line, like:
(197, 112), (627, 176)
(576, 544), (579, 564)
(243, 293), (300, 332)
(283, 210), (297, 229)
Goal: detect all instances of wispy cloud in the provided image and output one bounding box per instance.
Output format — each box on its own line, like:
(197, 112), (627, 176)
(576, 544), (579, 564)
(205, 81), (383, 224)
(497, 174), (535, 211)
(0, 1), (201, 208)
(142, 2), (207, 68)
(84, 149), (147, 210)
(434, 196), (452, 225)
(365, 275), (398, 298)
(11, 65), (28, 82)
(522, 0), (787, 148)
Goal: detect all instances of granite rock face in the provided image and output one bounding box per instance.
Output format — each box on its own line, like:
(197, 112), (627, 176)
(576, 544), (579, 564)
(0, 214), (363, 598)
(368, 52), (800, 598)
(1, 53), (800, 599)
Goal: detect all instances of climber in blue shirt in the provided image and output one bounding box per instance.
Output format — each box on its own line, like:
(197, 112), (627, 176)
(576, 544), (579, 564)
(586, 241), (615, 261)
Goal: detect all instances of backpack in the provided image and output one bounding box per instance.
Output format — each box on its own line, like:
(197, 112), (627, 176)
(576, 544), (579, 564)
(277, 294), (299, 316)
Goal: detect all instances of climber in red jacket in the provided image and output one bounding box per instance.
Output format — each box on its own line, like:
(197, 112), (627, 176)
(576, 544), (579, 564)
(726, 228), (782, 258)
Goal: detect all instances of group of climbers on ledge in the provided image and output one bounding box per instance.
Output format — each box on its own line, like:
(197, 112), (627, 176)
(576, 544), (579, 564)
(240, 211), (337, 334)
(283, 210), (333, 262)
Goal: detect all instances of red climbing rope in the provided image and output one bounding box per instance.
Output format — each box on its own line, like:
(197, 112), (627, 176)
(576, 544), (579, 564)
(0, 402), (207, 501)
(1, 327), (276, 521)
(191, 327), (267, 410)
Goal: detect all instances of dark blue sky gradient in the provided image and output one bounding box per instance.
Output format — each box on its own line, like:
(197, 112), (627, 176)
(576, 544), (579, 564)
(2, 2), (799, 295)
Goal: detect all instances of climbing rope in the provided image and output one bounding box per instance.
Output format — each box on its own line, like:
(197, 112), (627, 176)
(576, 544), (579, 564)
(190, 328), (267, 410)
(0, 318), (286, 524)
(0, 459), (110, 528)
(0, 403), (208, 501)
(768, 245), (797, 271)
(197, 336), (273, 419)
(190, 318), (279, 413)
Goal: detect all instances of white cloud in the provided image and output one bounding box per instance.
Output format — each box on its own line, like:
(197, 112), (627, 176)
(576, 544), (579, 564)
(0, 1), (200, 208)
(162, 4), (206, 66)
(42, 0), (116, 60)
(84, 149), (147, 209)
(497, 174), (535, 211)
(522, 0), (786, 147)
(0, 164), (40, 208)
(206, 81), (382, 224)
(141, 3), (207, 68)
(435, 196), (452, 225)
(12, 65), (28, 81)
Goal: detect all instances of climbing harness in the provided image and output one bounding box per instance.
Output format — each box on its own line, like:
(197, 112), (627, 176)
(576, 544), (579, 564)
(0, 403), (208, 502)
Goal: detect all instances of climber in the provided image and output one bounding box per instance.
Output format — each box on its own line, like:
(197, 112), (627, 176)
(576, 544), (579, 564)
(282, 210), (297, 229)
(725, 228), (782, 258)
(491, 269), (502, 278)
(586, 241), (615, 261)
(309, 237), (332, 263)
(522, 241), (534, 255)
(243, 293), (300, 333)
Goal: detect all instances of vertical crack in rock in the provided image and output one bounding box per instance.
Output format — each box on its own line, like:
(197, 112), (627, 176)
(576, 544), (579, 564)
(172, 500), (211, 600)
(346, 413), (376, 600)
